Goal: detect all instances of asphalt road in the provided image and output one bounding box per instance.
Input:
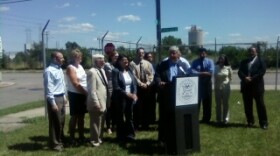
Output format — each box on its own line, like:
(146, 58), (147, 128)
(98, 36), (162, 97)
(0, 71), (279, 110)
(0, 72), (45, 110)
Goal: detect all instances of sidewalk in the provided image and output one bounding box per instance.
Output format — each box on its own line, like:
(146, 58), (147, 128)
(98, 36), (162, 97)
(0, 107), (45, 132)
(0, 81), (15, 88)
(0, 106), (70, 133)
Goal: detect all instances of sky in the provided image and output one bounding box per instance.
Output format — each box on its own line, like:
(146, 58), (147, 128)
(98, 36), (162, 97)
(1, 0), (280, 52)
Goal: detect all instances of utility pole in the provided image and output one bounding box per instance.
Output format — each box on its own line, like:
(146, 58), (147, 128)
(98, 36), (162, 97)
(42, 20), (50, 70)
(101, 31), (109, 54)
(46, 31), (49, 49)
(276, 36), (279, 90)
(156, 0), (161, 62)
(42, 19), (50, 119)
(136, 36), (142, 49)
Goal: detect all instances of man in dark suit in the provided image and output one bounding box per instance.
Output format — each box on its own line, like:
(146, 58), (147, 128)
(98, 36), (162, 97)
(238, 46), (268, 130)
(155, 46), (190, 154)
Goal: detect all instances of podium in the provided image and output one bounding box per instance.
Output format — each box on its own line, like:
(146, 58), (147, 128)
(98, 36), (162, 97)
(173, 76), (200, 154)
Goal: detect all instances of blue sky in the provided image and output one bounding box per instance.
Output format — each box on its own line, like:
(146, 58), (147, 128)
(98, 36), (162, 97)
(1, 0), (280, 52)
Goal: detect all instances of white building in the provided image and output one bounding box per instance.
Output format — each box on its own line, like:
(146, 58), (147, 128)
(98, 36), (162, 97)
(188, 25), (203, 46)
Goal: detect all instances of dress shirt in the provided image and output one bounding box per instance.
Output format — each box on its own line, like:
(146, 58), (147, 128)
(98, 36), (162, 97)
(169, 60), (178, 81)
(44, 63), (66, 105)
(191, 57), (214, 75)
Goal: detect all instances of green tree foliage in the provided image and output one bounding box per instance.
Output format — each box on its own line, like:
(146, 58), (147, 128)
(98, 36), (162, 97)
(14, 52), (27, 64)
(116, 46), (136, 61)
(0, 53), (10, 69)
(264, 47), (277, 68)
(161, 35), (184, 59)
(64, 42), (92, 69)
(25, 42), (43, 69)
(65, 41), (81, 52)
(218, 46), (247, 69)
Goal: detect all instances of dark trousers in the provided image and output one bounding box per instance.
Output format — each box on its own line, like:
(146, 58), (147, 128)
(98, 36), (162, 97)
(105, 103), (116, 130)
(242, 91), (268, 126)
(198, 81), (212, 122)
(134, 86), (154, 129)
(158, 83), (176, 154)
(198, 95), (212, 122)
(47, 96), (66, 148)
(116, 97), (135, 140)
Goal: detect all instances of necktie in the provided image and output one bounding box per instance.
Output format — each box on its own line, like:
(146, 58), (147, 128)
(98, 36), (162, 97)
(248, 57), (254, 76)
(98, 69), (108, 87)
(200, 59), (205, 71)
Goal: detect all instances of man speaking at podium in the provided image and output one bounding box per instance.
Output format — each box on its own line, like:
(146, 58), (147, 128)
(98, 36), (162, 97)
(155, 45), (190, 154)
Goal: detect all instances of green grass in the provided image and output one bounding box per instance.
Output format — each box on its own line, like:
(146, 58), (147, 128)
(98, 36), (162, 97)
(0, 100), (44, 117)
(0, 91), (279, 156)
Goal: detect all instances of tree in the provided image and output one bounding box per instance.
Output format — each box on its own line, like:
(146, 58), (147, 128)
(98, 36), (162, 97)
(218, 46), (247, 69)
(161, 35), (183, 59)
(14, 52), (27, 67)
(0, 52), (10, 69)
(162, 35), (182, 46)
(65, 41), (81, 52)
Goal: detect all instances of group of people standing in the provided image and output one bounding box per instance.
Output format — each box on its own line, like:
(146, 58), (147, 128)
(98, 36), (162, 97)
(43, 43), (268, 152)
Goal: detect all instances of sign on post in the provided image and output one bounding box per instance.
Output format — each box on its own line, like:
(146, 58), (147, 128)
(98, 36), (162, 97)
(161, 27), (178, 33)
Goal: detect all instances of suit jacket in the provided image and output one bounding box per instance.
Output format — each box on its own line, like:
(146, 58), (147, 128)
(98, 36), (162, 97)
(155, 59), (189, 104)
(111, 68), (137, 104)
(155, 59), (189, 85)
(130, 59), (154, 86)
(87, 67), (108, 112)
(238, 56), (266, 93)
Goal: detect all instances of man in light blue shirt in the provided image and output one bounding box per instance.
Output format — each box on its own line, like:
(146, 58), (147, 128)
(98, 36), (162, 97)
(191, 48), (214, 123)
(44, 51), (67, 151)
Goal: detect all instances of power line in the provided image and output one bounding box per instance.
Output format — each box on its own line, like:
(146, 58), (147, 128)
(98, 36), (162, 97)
(0, 0), (32, 5)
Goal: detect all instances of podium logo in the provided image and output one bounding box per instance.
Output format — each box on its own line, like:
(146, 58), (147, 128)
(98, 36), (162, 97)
(177, 78), (198, 105)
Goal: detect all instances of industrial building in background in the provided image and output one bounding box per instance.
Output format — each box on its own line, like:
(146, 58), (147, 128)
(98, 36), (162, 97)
(188, 25), (204, 47)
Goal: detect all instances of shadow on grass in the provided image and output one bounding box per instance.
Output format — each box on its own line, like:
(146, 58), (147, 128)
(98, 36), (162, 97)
(205, 121), (260, 129)
(29, 135), (48, 142)
(8, 135), (48, 151)
(104, 137), (166, 155)
(8, 143), (44, 151)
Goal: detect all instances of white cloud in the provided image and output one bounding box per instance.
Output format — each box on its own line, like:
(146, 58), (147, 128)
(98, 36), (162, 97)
(131, 2), (142, 6)
(53, 23), (94, 34)
(60, 16), (76, 22)
(0, 6), (10, 12)
(106, 32), (129, 40)
(229, 33), (241, 37)
(55, 3), (70, 8)
(117, 15), (141, 22)
(184, 26), (191, 30)
(204, 32), (209, 36)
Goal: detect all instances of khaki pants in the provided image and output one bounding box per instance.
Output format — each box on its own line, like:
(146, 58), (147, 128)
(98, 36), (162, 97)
(47, 96), (66, 148)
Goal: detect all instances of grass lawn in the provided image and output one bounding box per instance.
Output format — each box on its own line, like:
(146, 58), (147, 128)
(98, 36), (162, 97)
(0, 100), (44, 118)
(0, 90), (279, 156)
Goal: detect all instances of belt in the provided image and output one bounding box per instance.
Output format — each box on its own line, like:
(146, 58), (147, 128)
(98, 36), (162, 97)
(54, 93), (64, 97)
